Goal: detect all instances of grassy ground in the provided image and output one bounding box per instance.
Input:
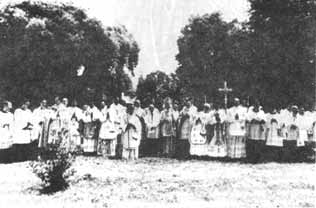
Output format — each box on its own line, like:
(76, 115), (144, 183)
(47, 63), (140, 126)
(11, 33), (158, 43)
(0, 156), (315, 208)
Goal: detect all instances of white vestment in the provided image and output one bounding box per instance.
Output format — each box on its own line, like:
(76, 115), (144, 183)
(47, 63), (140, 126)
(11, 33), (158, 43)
(144, 108), (160, 139)
(0, 111), (14, 149)
(121, 113), (142, 159)
(13, 109), (34, 144)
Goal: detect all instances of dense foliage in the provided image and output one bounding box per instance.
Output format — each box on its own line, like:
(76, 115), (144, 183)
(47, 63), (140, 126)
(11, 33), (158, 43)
(0, 1), (139, 107)
(247, 0), (315, 110)
(176, 13), (251, 108)
(176, 0), (316, 110)
(136, 71), (182, 109)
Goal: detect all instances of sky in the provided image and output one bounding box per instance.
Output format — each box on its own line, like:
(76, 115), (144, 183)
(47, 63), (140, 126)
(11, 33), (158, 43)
(0, 0), (250, 77)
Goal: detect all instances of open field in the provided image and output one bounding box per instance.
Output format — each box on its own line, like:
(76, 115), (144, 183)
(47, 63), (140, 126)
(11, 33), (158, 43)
(0, 156), (315, 208)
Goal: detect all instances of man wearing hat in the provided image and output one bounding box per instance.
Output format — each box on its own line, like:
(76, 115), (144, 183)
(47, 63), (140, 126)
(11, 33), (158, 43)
(121, 100), (142, 160)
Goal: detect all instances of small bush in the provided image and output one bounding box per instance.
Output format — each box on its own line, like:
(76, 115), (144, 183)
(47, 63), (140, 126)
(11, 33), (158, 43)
(30, 139), (77, 193)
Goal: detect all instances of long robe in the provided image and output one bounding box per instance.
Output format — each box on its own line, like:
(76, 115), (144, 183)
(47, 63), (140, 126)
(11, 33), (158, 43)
(282, 114), (299, 162)
(68, 119), (81, 152)
(47, 110), (63, 145)
(206, 111), (227, 158)
(0, 111), (14, 149)
(13, 109), (34, 144)
(189, 111), (212, 156)
(246, 109), (267, 163)
(121, 113), (142, 160)
(33, 107), (51, 148)
(81, 108), (100, 153)
(143, 108), (160, 156)
(0, 111), (14, 163)
(176, 105), (197, 159)
(98, 113), (118, 157)
(226, 106), (247, 159)
(108, 103), (125, 132)
(13, 108), (37, 161)
(160, 108), (176, 157)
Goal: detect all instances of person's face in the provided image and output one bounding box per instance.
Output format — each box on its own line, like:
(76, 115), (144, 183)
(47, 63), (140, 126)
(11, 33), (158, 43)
(3, 105), (9, 112)
(186, 100), (191, 107)
(299, 108), (304, 115)
(234, 99), (240, 106)
(292, 109), (298, 116)
(41, 100), (47, 107)
(55, 97), (60, 105)
(126, 105), (134, 114)
(101, 101), (106, 108)
(62, 99), (68, 106)
(203, 107), (209, 113)
(149, 105), (154, 111)
(174, 104), (178, 110)
(165, 102), (170, 109)
(114, 98), (119, 105)
(23, 101), (30, 109)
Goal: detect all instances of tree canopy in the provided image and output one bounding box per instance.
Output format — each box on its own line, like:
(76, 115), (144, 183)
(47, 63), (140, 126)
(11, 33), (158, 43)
(175, 0), (315, 111)
(0, 1), (139, 107)
(247, 0), (315, 110)
(176, 13), (251, 108)
(136, 71), (182, 109)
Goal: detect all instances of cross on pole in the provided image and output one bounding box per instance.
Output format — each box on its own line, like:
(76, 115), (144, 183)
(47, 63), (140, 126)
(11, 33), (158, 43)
(218, 81), (232, 112)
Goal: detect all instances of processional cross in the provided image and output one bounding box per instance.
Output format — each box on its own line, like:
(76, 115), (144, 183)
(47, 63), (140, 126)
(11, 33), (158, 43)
(218, 81), (232, 112)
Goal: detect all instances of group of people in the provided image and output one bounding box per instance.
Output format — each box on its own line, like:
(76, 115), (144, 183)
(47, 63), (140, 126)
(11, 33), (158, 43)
(0, 95), (315, 163)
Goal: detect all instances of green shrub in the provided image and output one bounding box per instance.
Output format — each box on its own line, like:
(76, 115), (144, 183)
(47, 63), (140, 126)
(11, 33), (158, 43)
(29, 140), (76, 193)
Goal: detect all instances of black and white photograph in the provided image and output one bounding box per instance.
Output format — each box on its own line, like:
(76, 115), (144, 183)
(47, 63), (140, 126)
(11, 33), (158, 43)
(0, 0), (315, 207)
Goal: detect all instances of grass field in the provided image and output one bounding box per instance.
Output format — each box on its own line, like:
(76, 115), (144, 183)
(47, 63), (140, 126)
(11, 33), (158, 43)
(0, 156), (315, 208)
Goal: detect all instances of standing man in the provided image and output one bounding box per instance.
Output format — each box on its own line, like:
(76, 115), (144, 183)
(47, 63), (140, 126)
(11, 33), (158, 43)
(160, 98), (177, 157)
(133, 100), (146, 157)
(282, 105), (300, 162)
(246, 100), (267, 163)
(226, 98), (247, 160)
(13, 100), (35, 161)
(98, 100), (118, 157)
(176, 97), (197, 159)
(109, 97), (125, 158)
(265, 109), (284, 162)
(81, 103), (100, 154)
(0, 101), (14, 163)
(121, 102), (142, 160)
(33, 99), (50, 148)
(189, 103), (212, 157)
(143, 103), (161, 156)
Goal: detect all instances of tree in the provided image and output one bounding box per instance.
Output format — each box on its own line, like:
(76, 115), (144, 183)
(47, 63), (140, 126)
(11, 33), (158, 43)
(247, 0), (316, 110)
(176, 1), (316, 111)
(0, 1), (139, 107)
(176, 13), (252, 108)
(136, 71), (182, 109)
